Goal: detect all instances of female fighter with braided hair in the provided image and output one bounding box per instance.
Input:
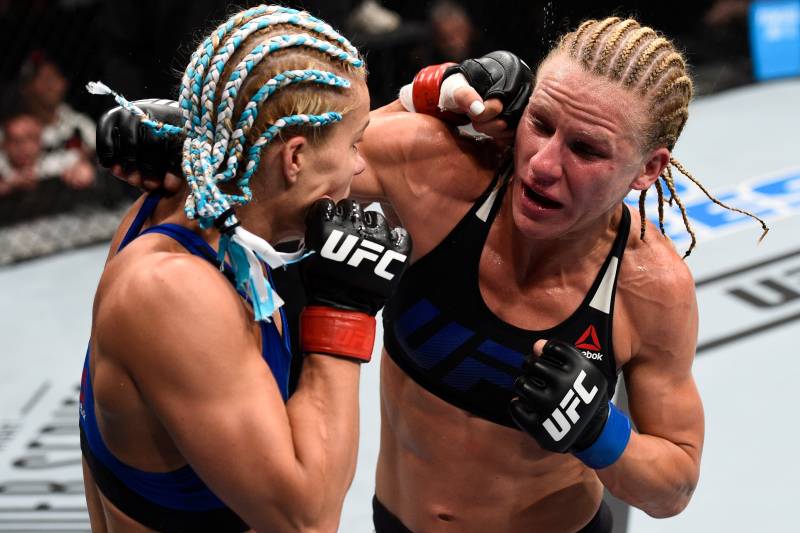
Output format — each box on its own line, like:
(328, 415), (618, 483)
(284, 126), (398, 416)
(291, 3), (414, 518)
(100, 14), (769, 533)
(360, 16), (768, 532)
(79, 5), (411, 532)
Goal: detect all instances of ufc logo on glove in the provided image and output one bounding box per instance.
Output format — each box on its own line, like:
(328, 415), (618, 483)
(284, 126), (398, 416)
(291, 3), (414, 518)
(543, 371), (598, 442)
(320, 229), (408, 280)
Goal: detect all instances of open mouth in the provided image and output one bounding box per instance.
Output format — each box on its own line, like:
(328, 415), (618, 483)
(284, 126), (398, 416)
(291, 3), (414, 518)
(521, 182), (563, 209)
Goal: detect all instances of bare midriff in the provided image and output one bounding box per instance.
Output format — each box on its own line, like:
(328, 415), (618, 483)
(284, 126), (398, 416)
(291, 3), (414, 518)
(376, 350), (604, 533)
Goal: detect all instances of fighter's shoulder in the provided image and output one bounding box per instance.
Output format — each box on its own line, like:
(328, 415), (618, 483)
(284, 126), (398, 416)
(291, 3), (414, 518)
(95, 247), (246, 362)
(623, 241), (694, 300)
(618, 215), (697, 334)
(617, 216), (697, 357)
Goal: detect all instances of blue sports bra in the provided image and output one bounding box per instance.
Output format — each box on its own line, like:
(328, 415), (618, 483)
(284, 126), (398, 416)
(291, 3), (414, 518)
(79, 194), (292, 532)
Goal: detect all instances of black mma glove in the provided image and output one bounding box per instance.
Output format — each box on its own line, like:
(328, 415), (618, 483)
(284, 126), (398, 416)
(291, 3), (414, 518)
(299, 198), (412, 362)
(444, 50), (533, 128)
(96, 99), (184, 178)
(510, 340), (611, 453)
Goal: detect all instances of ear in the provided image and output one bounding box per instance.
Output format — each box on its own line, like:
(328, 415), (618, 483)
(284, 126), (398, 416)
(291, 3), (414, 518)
(630, 147), (670, 191)
(280, 136), (308, 187)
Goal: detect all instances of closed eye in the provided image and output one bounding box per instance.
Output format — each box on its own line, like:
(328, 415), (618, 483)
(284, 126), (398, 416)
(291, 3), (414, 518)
(571, 141), (605, 159)
(531, 116), (554, 135)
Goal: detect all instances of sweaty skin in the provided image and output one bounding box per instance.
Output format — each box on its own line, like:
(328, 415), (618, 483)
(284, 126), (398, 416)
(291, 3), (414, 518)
(83, 83), (372, 533)
(104, 55), (703, 532)
(352, 55), (703, 532)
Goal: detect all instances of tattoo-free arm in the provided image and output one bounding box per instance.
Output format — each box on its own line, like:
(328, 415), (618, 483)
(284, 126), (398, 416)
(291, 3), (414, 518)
(96, 254), (361, 532)
(597, 261), (704, 518)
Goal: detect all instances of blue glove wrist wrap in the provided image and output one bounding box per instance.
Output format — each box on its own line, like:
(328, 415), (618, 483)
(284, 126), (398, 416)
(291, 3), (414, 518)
(573, 402), (631, 469)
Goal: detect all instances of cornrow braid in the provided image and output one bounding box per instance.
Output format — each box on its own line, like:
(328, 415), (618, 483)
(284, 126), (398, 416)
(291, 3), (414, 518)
(593, 19), (637, 74)
(90, 5), (365, 321)
(641, 52), (685, 95)
(610, 27), (655, 81)
(569, 19), (597, 57)
(580, 17), (620, 68)
(624, 37), (670, 87)
(220, 69), (350, 186)
(547, 16), (769, 257)
(184, 32), (361, 220)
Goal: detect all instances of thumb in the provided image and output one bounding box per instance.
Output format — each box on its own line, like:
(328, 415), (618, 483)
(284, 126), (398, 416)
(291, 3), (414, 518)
(440, 73), (485, 117)
(452, 86), (486, 117)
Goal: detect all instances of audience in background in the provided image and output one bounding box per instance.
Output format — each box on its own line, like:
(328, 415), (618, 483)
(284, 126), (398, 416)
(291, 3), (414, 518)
(0, 51), (97, 199)
(0, 111), (42, 197)
(429, 0), (482, 63)
(0, 0), (769, 260)
(18, 51), (96, 190)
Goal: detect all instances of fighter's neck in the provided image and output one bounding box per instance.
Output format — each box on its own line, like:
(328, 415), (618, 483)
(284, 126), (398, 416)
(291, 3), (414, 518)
(494, 195), (622, 285)
(150, 185), (298, 250)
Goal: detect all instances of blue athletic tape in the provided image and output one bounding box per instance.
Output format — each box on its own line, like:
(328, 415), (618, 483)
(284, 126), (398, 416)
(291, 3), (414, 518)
(573, 402), (631, 469)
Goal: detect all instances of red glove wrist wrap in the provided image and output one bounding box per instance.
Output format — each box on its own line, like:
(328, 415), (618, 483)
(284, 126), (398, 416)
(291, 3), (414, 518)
(300, 306), (376, 362)
(411, 63), (467, 124)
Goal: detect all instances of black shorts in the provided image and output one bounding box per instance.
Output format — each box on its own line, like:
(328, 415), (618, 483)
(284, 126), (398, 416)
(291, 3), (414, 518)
(372, 495), (613, 533)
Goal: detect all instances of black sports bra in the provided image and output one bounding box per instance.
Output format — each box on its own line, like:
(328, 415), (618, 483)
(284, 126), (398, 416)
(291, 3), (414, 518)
(383, 167), (629, 428)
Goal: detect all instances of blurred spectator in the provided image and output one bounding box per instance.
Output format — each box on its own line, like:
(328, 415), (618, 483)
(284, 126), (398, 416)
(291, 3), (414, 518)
(429, 0), (482, 63)
(0, 111), (42, 197)
(705, 0), (750, 27)
(347, 0), (402, 34)
(17, 50), (96, 189)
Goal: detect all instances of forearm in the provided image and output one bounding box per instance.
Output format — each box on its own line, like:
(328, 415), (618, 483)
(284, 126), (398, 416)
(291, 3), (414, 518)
(283, 354), (361, 530)
(596, 431), (700, 517)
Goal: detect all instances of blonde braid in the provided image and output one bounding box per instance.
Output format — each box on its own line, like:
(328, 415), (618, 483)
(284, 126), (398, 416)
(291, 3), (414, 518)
(581, 17), (620, 68)
(654, 178), (666, 235)
(641, 52), (685, 95)
(610, 27), (655, 80)
(625, 37), (670, 87)
(661, 165), (697, 258)
(671, 157), (769, 243)
(569, 19), (597, 55)
(638, 189), (648, 240)
(593, 19), (637, 74)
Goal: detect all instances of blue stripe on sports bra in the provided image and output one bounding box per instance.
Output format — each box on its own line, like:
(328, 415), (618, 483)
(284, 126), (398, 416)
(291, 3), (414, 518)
(80, 351), (228, 511)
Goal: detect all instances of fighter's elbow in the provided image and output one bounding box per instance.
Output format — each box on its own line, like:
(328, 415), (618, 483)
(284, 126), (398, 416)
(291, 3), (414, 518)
(642, 482), (696, 519)
(240, 470), (335, 532)
(249, 493), (333, 533)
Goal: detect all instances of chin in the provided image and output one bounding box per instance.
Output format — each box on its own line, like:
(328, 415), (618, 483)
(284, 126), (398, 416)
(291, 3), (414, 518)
(511, 207), (563, 240)
(325, 186), (351, 203)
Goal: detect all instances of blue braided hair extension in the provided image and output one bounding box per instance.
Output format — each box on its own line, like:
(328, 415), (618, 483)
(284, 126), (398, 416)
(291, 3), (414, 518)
(85, 81), (184, 138)
(88, 4), (365, 322)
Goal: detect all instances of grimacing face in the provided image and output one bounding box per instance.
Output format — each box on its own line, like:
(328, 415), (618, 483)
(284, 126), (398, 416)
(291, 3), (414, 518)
(511, 54), (659, 241)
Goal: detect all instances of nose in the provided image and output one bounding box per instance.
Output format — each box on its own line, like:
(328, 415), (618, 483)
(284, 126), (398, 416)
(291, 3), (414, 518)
(528, 134), (563, 185)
